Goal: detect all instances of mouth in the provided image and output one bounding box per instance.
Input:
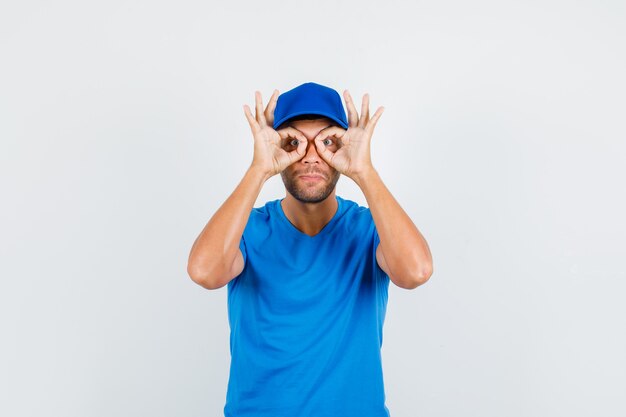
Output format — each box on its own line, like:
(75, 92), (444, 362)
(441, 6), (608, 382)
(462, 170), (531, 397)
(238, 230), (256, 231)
(299, 174), (325, 181)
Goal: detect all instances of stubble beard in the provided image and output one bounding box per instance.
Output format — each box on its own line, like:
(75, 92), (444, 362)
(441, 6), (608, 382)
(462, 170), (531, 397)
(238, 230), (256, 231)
(281, 169), (341, 204)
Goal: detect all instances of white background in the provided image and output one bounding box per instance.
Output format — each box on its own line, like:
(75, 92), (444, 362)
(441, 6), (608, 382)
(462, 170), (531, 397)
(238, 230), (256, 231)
(1, 1), (625, 416)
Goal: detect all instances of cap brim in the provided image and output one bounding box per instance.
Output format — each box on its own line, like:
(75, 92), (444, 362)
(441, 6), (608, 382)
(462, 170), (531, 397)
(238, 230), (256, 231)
(273, 110), (348, 130)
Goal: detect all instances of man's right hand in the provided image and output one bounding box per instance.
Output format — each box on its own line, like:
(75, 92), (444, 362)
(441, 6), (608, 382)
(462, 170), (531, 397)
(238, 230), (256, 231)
(243, 90), (307, 178)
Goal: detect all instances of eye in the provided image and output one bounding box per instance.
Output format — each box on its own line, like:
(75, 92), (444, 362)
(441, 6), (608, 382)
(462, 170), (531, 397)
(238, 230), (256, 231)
(288, 138), (300, 146)
(322, 138), (333, 146)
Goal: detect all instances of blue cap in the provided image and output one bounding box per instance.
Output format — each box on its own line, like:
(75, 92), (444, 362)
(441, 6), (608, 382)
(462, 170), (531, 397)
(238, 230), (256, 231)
(273, 82), (348, 130)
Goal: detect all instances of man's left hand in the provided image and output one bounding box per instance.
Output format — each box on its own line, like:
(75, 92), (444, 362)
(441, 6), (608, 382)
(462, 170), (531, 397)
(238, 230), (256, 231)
(313, 90), (384, 181)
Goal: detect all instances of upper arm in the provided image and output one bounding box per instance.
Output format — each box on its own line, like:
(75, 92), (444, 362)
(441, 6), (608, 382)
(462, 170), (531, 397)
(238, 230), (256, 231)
(227, 236), (247, 284)
(206, 249), (244, 290)
(375, 243), (392, 279)
(376, 242), (425, 290)
(228, 249), (245, 281)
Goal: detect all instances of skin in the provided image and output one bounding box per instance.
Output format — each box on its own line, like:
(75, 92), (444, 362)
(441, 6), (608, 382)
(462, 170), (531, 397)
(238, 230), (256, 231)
(277, 118), (342, 236)
(187, 88), (433, 290)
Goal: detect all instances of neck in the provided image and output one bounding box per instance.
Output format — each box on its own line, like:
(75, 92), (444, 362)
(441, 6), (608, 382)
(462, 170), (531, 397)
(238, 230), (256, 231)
(281, 193), (338, 237)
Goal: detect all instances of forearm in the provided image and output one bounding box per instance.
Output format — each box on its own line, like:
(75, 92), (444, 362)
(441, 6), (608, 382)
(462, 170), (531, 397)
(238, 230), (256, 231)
(187, 165), (269, 283)
(354, 168), (433, 285)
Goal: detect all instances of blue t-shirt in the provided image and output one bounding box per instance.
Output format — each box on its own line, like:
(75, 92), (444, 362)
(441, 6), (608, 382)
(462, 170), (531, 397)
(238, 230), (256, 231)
(224, 195), (391, 417)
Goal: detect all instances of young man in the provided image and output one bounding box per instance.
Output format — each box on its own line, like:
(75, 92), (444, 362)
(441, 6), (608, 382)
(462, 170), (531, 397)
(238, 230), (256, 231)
(187, 82), (433, 417)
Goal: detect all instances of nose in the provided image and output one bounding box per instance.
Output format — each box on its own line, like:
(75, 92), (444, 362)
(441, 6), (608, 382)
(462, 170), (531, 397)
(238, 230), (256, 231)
(301, 139), (322, 163)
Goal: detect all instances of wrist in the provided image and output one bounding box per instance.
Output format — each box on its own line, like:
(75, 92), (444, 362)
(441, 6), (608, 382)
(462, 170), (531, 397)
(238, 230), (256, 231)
(353, 166), (379, 188)
(248, 164), (272, 182)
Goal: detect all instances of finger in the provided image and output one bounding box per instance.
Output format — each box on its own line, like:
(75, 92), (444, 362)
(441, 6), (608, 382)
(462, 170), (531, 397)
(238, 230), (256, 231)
(314, 139), (335, 166)
(343, 89), (359, 128)
(254, 91), (267, 126)
(277, 127), (308, 146)
(265, 89), (279, 127)
(243, 104), (260, 133)
(286, 140), (307, 163)
(359, 93), (369, 128)
(314, 129), (343, 164)
(314, 126), (346, 146)
(366, 106), (385, 134)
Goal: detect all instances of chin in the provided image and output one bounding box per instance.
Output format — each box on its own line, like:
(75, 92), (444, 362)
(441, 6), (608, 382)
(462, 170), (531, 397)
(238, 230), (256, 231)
(292, 185), (331, 204)
(281, 174), (339, 204)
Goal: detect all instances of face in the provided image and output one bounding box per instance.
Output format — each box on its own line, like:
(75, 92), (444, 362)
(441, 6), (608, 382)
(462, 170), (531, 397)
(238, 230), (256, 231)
(278, 118), (341, 204)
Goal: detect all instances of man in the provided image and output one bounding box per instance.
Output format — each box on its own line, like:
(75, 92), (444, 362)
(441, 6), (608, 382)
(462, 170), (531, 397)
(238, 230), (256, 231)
(187, 82), (433, 417)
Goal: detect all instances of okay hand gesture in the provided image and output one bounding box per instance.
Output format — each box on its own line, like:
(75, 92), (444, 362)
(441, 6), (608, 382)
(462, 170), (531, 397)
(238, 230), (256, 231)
(243, 90), (307, 178)
(313, 90), (384, 181)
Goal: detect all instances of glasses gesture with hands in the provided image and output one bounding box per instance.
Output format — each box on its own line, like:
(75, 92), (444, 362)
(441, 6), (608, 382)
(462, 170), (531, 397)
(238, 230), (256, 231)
(243, 90), (308, 178)
(244, 88), (384, 183)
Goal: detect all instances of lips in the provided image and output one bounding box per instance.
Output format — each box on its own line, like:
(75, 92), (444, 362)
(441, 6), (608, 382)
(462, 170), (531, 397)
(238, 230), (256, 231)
(299, 175), (324, 181)
(298, 171), (325, 179)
